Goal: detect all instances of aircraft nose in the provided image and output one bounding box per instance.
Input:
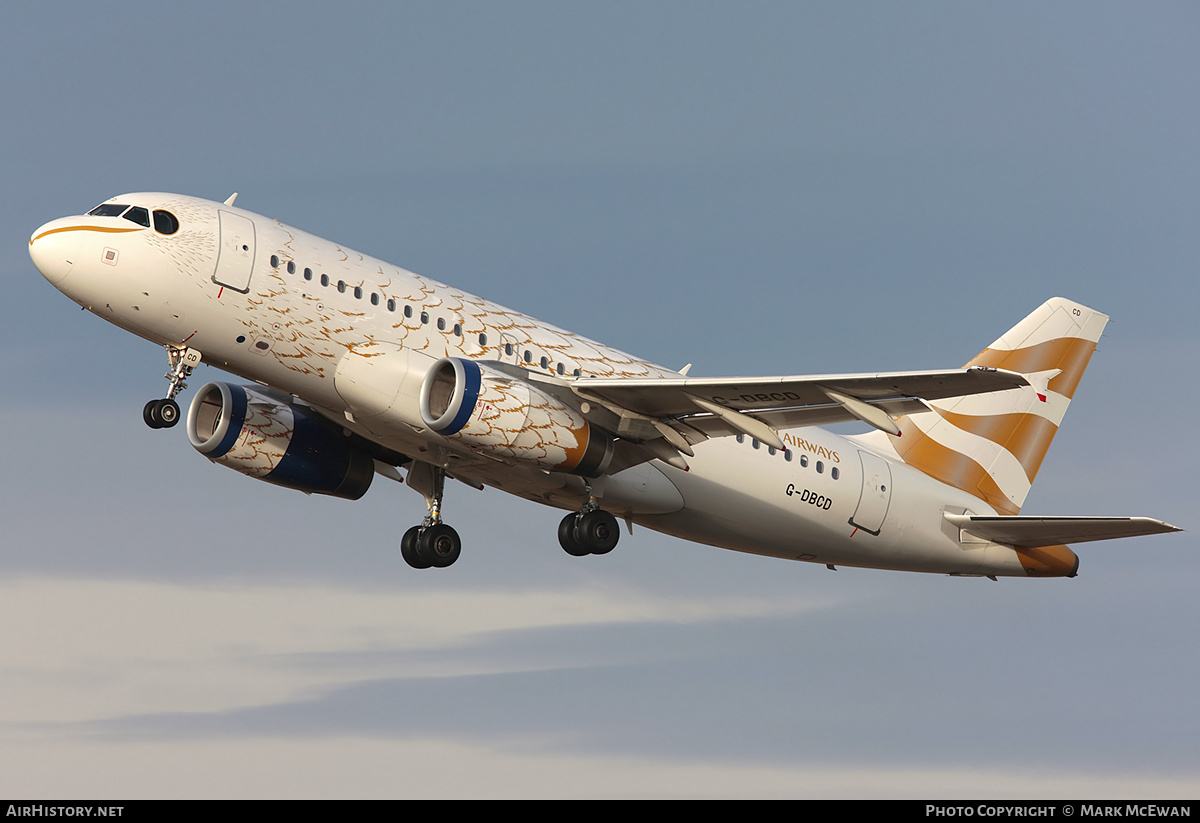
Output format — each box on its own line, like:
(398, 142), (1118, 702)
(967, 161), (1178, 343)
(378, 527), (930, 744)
(29, 219), (82, 285)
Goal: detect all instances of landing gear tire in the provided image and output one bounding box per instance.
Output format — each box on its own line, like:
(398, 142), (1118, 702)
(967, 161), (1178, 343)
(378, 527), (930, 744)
(577, 510), (619, 554)
(420, 524), (462, 568)
(401, 526), (431, 569)
(143, 400), (161, 429)
(559, 510), (619, 556)
(559, 513), (591, 556)
(143, 398), (180, 429)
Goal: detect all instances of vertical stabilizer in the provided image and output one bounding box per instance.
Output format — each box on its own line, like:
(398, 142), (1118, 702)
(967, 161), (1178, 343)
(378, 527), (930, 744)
(889, 298), (1107, 514)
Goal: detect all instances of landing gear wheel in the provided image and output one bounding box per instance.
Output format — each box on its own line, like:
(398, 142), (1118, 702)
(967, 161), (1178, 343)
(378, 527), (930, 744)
(157, 398), (180, 427)
(577, 510), (619, 555)
(559, 510), (619, 556)
(142, 398), (180, 429)
(401, 526), (431, 569)
(419, 523), (461, 568)
(143, 400), (163, 429)
(559, 513), (590, 557)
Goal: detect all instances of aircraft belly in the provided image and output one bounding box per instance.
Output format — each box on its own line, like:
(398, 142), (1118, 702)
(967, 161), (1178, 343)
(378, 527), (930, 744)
(647, 436), (858, 561)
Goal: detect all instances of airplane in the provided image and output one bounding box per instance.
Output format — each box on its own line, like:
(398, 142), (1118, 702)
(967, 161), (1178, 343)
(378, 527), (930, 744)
(29, 192), (1180, 577)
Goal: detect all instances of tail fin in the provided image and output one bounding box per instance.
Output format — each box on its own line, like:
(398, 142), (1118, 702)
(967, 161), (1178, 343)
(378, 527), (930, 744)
(889, 297), (1108, 515)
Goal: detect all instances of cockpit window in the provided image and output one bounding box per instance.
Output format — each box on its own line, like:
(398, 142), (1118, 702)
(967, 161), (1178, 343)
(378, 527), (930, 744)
(123, 206), (150, 227)
(153, 210), (180, 235)
(88, 203), (129, 217)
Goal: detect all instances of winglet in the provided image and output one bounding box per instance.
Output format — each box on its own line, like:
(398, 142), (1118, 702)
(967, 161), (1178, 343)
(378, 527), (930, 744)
(224, 193), (239, 207)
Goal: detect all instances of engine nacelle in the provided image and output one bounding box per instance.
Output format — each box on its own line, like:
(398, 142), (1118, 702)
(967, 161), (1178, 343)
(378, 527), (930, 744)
(187, 382), (374, 500)
(420, 358), (612, 476)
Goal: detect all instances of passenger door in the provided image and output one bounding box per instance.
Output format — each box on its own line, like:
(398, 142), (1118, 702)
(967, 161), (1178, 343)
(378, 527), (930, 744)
(850, 450), (893, 535)
(213, 210), (256, 292)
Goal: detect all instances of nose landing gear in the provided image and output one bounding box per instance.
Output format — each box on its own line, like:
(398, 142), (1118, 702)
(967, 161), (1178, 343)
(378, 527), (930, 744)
(144, 345), (202, 429)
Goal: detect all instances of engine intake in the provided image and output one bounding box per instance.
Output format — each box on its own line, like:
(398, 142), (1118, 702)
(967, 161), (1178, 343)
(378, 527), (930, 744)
(187, 382), (374, 500)
(419, 357), (612, 476)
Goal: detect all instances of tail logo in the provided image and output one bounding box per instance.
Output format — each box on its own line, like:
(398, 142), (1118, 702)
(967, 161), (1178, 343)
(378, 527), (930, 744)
(888, 298), (1107, 515)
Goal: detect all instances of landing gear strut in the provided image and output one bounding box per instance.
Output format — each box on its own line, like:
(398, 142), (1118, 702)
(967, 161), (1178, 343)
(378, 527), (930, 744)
(401, 463), (462, 569)
(144, 345), (201, 429)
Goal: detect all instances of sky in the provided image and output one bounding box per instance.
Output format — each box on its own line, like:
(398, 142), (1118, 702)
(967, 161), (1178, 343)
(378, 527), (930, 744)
(1, 1), (1197, 799)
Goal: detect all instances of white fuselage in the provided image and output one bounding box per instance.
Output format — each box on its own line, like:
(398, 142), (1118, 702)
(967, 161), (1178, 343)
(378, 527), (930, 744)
(31, 192), (1049, 577)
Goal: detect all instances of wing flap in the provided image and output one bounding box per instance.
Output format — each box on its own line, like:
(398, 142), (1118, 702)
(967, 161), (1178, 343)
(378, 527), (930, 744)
(944, 514), (1182, 547)
(680, 397), (930, 437)
(571, 367), (1027, 420)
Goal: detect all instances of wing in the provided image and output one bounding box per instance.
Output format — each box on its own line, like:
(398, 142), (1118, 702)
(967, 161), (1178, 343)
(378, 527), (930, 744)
(943, 515), (1183, 547)
(559, 367), (1028, 458)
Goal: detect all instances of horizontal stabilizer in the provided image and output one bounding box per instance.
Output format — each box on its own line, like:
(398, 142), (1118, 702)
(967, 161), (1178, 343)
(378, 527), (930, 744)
(944, 514), (1182, 548)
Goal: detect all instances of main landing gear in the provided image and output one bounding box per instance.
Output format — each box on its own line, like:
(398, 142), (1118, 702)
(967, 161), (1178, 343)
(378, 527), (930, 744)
(401, 463), (462, 569)
(398, 466), (621, 568)
(144, 345), (201, 429)
(558, 506), (619, 557)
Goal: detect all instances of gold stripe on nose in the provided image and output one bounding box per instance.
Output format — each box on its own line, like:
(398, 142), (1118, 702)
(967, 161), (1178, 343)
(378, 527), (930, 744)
(30, 224), (141, 245)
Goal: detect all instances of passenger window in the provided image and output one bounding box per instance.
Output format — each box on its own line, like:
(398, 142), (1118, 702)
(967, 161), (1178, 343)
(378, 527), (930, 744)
(420, 311), (429, 324)
(303, 268), (313, 281)
(437, 318), (446, 331)
(387, 299), (396, 312)
(800, 455), (809, 467)
(123, 207), (150, 227)
(573, 368), (581, 377)
(320, 274), (329, 287)
(271, 255), (280, 268)
(816, 461), (824, 474)
(831, 467), (840, 480)
(337, 281), (346, 293)
(152, 210), (179, 234)
(354, 286), (363, 299)
(556, 363), (564, 375)
(370, 293), (379, 306)
(403, 305), (412, 318)
(479, 333), (488, 346)
(504, 343), (513, 356)
(453, 324), (462, 337)
(524, 350), (532, 363)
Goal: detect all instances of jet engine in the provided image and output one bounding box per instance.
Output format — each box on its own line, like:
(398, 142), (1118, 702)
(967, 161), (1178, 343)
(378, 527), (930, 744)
(187, 382), (375, 499)
(419, 357), (612, 476)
